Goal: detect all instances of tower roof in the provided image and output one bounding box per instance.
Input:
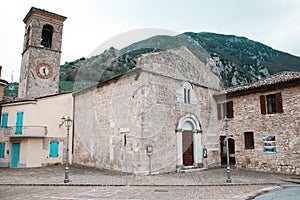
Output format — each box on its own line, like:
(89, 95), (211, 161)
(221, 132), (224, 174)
(23, 7), (67, 24)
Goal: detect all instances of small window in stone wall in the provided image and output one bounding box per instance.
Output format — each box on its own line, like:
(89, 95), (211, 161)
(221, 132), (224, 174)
(183, 82), (192, 104)
(244, 132), (254, 149)
(260, 93), (283, 114)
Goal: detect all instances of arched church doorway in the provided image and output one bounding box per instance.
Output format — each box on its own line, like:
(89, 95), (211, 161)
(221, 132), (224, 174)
(176, 114), (202, 169)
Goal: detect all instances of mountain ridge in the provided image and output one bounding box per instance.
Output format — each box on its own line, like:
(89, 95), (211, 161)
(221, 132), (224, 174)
(57, 31), (300, 91)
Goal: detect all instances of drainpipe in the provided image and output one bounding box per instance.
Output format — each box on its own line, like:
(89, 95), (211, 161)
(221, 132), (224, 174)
(71, 93), (75, 161)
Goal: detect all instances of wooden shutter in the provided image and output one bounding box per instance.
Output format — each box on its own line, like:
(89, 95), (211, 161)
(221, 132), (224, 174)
(222, 102), (228, 117)
(217, 103), (222, 120)
(276, 93), (283, 113)
(15, 112), (23, 135)
(1, 113), (8, 128)
(227, 101), (234, 118)
(49, 142), (59, 157)
(0, 143), (5, 158)
(260, 95), (266, 114)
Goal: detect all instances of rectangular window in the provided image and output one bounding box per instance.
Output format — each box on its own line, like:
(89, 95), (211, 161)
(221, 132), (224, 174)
(260, 93), (283, 114)
(267, 94), (277, 113)
(49, 141), (59, 158)
(0, 143), (5, 158)
(1, 113), (8, 128)
(244, 132), (254, 149)
(217, 101), (234, 120)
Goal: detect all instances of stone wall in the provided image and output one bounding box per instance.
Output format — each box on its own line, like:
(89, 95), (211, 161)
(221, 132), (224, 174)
(73, 47), (222, 173)
(219, 85), (300, 174)
(18, 13), (64, 98)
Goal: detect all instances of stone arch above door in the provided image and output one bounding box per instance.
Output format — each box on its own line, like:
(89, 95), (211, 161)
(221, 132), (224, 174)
(176, 113), (203, 170)
(177, 113), (201, 132)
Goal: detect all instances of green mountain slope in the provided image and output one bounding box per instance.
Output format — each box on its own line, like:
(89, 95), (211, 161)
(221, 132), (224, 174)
(58, 32), (300, 92)
(185, 32), (300, 74)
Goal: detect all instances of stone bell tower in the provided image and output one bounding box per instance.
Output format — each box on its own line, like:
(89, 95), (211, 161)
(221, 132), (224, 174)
(18, 7), (67, 98)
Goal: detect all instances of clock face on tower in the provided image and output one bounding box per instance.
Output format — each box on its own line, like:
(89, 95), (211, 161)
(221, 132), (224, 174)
(36, 63), (53, 79)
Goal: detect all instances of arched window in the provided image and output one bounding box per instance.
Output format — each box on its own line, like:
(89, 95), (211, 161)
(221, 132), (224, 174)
(41, 24), (53, 48)
(183, 82), (192, 104)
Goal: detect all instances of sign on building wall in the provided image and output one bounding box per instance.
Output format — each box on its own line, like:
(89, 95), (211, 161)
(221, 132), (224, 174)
(262, 134), (276, 153)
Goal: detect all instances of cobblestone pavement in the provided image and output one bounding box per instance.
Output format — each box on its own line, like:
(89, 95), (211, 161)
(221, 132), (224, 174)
(0, 185), (282, 200)
(0, 165), (299, 199)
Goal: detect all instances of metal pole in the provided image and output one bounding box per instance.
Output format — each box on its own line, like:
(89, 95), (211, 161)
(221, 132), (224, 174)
(225, 116), (232, 183)
(64, 126), (69, 183)
(124, 134), (128, 186)
(149, 155), (152, 175)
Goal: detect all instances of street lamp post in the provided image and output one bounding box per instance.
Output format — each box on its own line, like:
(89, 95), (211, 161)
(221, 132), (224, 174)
(123, 134), (128, 186)
(224, 116), (232, 183)
(60, 116), (72, 183)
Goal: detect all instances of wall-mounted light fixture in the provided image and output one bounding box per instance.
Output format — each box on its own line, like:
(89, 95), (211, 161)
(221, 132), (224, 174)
(146, 144), (153, 175)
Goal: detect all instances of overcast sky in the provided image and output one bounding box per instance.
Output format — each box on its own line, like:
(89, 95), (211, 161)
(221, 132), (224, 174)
(1, 0), (300, 82)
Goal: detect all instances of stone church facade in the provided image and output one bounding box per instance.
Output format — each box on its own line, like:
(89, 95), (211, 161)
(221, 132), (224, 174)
(73, 47), (223, 174)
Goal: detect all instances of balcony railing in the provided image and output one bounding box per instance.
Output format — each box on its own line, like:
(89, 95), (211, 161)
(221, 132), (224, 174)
(0, 126), (48, 137)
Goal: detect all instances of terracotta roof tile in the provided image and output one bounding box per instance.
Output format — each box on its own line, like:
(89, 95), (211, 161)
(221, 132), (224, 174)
(215, 71), (300, 97)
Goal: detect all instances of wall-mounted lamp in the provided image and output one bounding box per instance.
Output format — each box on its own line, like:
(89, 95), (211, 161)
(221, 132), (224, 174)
(59, 116), (72, 128)
(146, 145), (153, 175)
(146, 145), (153, 156)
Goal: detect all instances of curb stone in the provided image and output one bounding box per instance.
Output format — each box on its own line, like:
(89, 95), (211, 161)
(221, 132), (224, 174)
(0, 182), (280, 187)
(281, 179), (300, 184)
(242, 186), (283, 200)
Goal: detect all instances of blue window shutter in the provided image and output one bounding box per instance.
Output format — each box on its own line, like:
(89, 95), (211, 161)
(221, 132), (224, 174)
(15, 112), (23, 135)
(0, 143), (5, 158)
(49, 142), (59, 157)
(1, 113), (8, 128)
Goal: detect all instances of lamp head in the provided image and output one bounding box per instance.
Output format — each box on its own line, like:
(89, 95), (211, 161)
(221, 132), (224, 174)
(65, 116), (72, 128)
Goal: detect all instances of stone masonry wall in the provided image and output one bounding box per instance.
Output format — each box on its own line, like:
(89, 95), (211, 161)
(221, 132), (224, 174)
(18, 15), (64, 98)
(223, 85), (300, 175)
(74, 47), (222, 173)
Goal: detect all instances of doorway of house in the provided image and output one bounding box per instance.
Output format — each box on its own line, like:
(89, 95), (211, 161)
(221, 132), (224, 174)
(11, 143), (20, 168)
(220, 136), (235, 166)
(182, 130), (194, 166)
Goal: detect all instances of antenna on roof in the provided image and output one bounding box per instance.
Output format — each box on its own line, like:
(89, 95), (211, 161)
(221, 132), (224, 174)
(9, 70), (15, 90)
